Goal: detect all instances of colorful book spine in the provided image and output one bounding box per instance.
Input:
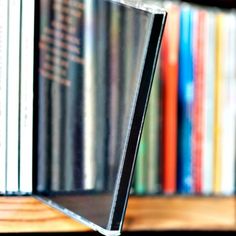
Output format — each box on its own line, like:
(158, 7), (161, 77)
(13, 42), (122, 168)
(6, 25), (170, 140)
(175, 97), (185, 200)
(147, 64), (159, 194)
(161, 2), (180, 194)
(177, 5), (194, 194)
(192, 9), (206, 194)
(135, 117), (148, 195)
(202, 11), (215, 195)
(213, 13), (223, 195)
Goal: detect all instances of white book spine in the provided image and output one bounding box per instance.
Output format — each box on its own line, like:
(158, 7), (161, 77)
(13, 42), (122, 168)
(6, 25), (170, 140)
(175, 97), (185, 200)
(220, 13), (236, 195)
(19, 0), (34, 193)
(231, 14), (236, 194)
(6, 0), (21, 193)
(84, 0), (96, 189)
(0, 0), (8, 194)
(229, 13), (236, 194)
(202, 12), (215, 195)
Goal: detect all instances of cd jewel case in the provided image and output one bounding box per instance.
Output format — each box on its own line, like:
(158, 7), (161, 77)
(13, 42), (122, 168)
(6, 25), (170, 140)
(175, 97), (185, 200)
(33, 0), (166, 235)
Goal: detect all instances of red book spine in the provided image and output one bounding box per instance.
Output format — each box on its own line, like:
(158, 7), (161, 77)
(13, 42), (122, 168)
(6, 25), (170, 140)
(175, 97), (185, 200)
(192, 11), (206, 193)
(161, 4), (180, 194)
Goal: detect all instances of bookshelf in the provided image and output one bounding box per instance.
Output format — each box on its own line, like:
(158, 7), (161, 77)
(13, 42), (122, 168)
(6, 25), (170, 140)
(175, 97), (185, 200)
(130, 0), (236, 232)
(0, 196), (235, 233)
(1, 0), (236, 234)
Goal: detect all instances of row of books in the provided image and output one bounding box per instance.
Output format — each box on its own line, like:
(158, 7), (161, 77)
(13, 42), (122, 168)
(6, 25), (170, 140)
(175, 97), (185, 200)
(0, 0), (35, 194)
(1, 0), (158, 195)
(36, 0), (154, 193)
(134, 2), (236, 196)
(1, 0), (235, 197)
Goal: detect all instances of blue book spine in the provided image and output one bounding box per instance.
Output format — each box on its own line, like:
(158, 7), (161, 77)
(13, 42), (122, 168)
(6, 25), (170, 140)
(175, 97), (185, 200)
(177, 6), (194, 194)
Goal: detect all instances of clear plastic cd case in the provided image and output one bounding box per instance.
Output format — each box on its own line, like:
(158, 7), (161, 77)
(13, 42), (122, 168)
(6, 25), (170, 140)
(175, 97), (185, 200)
(33, 0), (166, 235)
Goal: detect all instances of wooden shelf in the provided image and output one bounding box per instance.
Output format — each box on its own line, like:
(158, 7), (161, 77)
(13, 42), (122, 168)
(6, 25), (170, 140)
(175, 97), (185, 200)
(124, 196), (236, 231)
(0, 196), (235, 232)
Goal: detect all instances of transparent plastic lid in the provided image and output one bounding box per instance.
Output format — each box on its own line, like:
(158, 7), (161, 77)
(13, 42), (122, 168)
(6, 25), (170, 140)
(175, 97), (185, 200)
(34, 0), (166, 235)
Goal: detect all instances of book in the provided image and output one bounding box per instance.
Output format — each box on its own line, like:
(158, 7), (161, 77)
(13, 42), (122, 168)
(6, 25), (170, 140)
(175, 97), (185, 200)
(202, 11), (215, 195)
(134, 60), (161, 195)
(134, 119), (148, 194)
(213, 13), (224, 194)
(0, 0), (8, 194)
(36, 0), (52, 192)
(108, 2), (121, 190)
(220, 12), (236, 195)
(84, 0), (96, 190)
(192, 9), (206, 194)
(161, 2), (180, 194)
(19, 0), (35, 193)
(94, 0), (109, 191)
(6, 0), (21, 193)
(177, 5), (194, 194)
(147, 61), (160, 194)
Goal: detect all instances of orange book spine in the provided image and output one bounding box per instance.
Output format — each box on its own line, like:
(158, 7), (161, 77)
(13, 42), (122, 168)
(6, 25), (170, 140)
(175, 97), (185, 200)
(161, 4), (180, 194)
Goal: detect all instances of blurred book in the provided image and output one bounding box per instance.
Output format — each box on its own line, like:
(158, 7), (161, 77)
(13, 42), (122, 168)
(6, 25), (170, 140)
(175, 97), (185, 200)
(134, 1), (236, 196)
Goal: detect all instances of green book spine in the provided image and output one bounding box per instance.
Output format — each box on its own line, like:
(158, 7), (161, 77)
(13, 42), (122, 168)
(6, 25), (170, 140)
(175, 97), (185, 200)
(147, 63), (160, 194)
(135, 109), (148, 195)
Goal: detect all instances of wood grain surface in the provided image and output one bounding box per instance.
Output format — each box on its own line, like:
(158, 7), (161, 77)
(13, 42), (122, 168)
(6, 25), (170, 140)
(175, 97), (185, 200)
(0, 197), (89, 232)
(0, 196), (235, 232)
(124, 196), (236, 231)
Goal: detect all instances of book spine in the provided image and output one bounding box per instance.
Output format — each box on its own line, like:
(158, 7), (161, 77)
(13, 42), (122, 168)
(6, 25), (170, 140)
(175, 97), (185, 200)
(64, 0), (84, 190)
(229, 13), (236, 194)
(213, 13), (223, 194)
(192, 10), (206, 194)
(94, 0), (109, 191)
(37, 0), (52, 192)
(19, 0), (35, 194)
(51, 4), (62, 191)
(135, 120), (148, 195)
(202, 12), (215, 195)
(147, 62), (159, 194)
(6, 0), (21, 193)
(177, 5), (194, 194)
(83, 0), (96, 190)
(38, 0), (85, 192)
(161, 2), (179, 194)
(50, 0), (69, 191)
(108, 4), (121, 189)
(0, 0), (8, 194)
(220, 13), (236, 195)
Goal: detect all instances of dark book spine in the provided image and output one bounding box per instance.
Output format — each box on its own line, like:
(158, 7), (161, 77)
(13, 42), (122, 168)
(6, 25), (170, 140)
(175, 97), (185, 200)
(108, 3), (121, 190)
(65, 0), (84, 191)
(37, 0), (54, 193)
(94, 0), (109, 191)
(37, 0), (85, 193)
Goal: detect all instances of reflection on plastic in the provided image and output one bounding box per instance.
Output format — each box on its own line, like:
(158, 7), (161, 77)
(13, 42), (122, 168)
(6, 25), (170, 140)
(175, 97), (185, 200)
(36, 0), (166, 235)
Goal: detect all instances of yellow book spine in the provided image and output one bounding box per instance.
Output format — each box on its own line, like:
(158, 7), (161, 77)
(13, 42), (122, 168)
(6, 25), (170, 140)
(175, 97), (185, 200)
(213, 14), (223, 194)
